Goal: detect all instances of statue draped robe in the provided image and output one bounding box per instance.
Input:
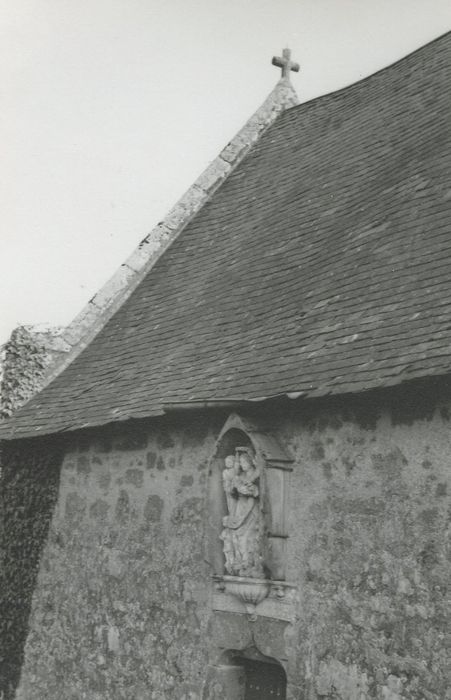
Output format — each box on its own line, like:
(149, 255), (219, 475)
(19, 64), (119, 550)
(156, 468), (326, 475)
(220, 451), (264, 578)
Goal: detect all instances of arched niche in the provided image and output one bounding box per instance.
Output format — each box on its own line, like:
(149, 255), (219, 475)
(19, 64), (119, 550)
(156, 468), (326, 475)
(207, 413), (294, 590)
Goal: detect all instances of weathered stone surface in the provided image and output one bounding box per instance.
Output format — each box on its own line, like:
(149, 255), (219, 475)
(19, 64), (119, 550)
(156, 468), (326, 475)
(253, 618), (290, 661)
(76, 455), (91, 474)
(210, 612), (253, 652)
(5, 394), (451, 698)
(90, 499), (109, 521)
(144, 494), (164, 523)
(125, 468), (144, 488)
(12, 424), (217, 699)
(65, 492), (86, 523)
(279, 398), (451, 698)
(146, 451), (157, 470)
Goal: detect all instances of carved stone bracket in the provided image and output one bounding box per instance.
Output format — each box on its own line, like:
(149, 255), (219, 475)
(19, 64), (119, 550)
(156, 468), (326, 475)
(212, 575), (298, 622)
(216, 576), (270, 620)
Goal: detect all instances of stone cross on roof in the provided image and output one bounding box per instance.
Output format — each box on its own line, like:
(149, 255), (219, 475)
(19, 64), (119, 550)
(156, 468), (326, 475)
(272, 48), (300, 79)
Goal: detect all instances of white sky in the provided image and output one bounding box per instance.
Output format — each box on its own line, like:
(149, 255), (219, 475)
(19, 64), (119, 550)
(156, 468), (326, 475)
(1, 0), (451, 345)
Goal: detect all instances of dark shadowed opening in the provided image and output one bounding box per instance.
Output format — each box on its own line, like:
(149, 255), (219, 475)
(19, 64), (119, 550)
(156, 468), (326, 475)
(237, 650), (287, 700)
(206, 647), (287, 700)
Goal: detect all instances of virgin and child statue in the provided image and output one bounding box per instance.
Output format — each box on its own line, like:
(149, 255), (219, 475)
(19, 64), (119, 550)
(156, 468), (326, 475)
(220, 446), (264, 578)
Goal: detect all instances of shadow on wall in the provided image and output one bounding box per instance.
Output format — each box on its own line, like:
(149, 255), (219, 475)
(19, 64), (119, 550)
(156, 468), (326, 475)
(0, 438), (62, 700)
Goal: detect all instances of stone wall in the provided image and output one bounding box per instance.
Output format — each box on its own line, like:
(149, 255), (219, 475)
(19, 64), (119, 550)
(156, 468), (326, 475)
(6, 388), (451, 699)
(278, 393), (451, 699)
(12, 415), (221, 700)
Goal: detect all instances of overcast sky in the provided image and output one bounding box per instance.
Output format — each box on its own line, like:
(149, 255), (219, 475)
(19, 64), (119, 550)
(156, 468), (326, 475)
(1, 0), (451, 345)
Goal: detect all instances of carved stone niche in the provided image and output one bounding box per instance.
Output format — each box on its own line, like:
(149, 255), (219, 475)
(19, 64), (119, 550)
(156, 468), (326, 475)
(207, 413), (296, 621)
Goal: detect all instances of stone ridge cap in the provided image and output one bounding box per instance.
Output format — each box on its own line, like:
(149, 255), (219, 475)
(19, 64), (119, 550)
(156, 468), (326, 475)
(40, 77), (299, 391)
(282, 29), (451, 115)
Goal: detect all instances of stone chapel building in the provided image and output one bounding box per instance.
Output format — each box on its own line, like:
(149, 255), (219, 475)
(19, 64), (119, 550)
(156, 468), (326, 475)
(0, 34), (451, 700)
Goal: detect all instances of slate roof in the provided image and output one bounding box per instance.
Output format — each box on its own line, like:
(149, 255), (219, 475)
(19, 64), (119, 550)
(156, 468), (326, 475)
(1, 32), (451, 440)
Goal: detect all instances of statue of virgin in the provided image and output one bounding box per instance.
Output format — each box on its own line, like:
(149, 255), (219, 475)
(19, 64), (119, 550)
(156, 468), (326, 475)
(220, 447), (264, 578)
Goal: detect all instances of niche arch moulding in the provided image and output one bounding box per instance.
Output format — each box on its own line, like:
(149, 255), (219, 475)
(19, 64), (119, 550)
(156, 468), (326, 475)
(207, 413), (297, 622)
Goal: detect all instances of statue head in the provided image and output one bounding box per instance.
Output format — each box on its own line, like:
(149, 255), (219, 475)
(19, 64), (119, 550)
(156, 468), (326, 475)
(224, 455), (235, 471)
(236, 446), (255, 472)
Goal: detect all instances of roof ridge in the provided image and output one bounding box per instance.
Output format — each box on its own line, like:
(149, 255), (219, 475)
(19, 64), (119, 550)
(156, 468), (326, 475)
(41, 78), (298, 389)
(284, 29), (451, 114)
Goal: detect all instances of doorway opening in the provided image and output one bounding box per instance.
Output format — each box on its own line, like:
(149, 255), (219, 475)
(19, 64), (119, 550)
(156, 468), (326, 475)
(236, 652), (287, 700)
(209, 648), (287, 700)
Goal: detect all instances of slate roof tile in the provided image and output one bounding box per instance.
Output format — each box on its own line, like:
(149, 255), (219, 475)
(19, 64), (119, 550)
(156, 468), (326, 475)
(1, 32), (450, 439)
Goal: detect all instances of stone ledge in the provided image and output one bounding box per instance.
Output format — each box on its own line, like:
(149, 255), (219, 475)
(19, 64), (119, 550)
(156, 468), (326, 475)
(212, 575), (297, 622)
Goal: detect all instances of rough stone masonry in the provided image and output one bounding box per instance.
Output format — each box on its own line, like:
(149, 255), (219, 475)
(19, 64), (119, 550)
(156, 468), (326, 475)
(2, 385), (450, 699)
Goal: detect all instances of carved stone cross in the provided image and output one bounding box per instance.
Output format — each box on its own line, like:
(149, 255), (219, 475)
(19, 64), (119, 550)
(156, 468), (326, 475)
(272, 48), (300, 79)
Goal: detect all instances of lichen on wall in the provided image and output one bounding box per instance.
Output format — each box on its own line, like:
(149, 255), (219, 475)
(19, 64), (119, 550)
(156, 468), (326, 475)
(2, 393), (451, 698)
(14, 419), (217, 700)
(280, 395), (451, 699)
